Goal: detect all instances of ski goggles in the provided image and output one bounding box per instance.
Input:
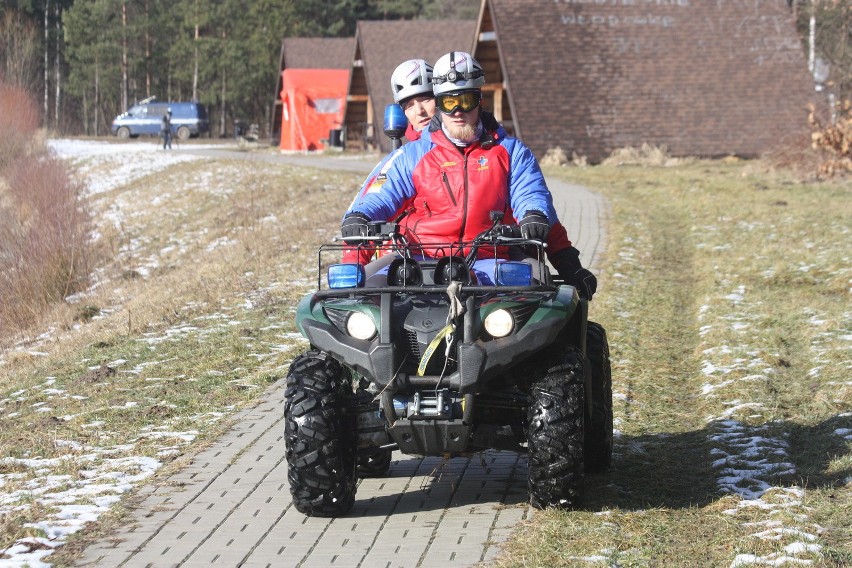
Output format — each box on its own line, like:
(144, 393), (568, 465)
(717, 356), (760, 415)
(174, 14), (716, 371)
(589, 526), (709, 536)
(436, 91), (482, 114)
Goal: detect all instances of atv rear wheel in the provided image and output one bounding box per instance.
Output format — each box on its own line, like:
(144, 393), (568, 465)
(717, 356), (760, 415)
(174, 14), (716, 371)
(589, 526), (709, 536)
(527, 346), (586, 509)
(584, 321), (613, 473)
(285, 350), (356, 516)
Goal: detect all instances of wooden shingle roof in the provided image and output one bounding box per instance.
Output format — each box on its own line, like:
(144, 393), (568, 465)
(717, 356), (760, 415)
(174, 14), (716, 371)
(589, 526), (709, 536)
(281, 37), (355, 70)
(350, 20), (477, 152)
(476, 0), (817, 162)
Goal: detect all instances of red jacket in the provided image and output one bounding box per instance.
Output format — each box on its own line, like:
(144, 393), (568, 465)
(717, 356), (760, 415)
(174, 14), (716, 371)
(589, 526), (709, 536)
(343, 114), (572, 263)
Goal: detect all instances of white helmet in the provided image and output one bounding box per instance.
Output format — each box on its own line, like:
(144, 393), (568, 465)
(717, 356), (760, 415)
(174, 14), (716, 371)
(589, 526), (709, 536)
(432, 51), (485, 96)
(390, 59), (434, 104)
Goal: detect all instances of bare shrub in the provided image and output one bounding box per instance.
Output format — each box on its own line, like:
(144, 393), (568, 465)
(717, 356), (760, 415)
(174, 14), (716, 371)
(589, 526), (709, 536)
(541, 146), (569, 167)
(808, 100), (852, 178)
(0, 80), (94, 341)
(0, 83), (39, 172)
(602, 143), (676, 167)
(541, 147), (588, 168)
(0, 155), (93, 337)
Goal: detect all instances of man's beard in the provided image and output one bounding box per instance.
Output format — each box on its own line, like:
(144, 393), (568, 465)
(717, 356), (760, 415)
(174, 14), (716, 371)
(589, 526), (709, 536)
(444, 121), (477, 142)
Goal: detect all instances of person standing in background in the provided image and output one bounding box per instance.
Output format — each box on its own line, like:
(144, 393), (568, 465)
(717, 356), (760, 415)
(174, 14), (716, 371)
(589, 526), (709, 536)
(161, 109), (172, 150)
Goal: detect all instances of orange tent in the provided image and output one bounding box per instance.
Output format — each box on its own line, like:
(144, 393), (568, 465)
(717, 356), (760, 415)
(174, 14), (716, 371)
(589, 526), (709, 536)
(279, 69), (349, 151)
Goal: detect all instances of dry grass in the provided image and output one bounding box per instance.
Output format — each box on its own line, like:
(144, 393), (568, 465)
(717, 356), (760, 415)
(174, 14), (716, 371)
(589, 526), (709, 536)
(2, 137), (850, 565)
(489, 159), (852, 566)
(2, 157), (357, 376)
(0, 146), (363, 560)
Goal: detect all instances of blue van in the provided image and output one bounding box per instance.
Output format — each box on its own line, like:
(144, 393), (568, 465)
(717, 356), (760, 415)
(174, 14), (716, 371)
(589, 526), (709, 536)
(111, 97), (209, 140)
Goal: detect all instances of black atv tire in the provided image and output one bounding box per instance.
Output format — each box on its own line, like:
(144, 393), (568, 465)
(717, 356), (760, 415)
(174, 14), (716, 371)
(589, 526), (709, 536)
(526, 346), (586, 509)
(284, 350), (356, 516)
(357, 450), (392, 477)
(584, 321), (613, 473)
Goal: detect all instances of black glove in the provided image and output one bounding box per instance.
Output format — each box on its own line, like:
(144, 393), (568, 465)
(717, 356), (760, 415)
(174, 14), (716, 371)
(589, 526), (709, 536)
(341, 212), (370, 244)
(567, 268), (597, 300)
(550, 247), (597, 300)
(520, 211), (550, 242)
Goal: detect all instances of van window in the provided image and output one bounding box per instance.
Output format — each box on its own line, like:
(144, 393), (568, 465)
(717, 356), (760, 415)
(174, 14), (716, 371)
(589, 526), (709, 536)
(148, 103), (169, 117)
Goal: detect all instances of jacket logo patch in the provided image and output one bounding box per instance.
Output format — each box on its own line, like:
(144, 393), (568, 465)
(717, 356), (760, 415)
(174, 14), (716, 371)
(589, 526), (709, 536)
(367, 174), (387, 193)
(441, 161), (457, 167)
(477, 156), (489, 170)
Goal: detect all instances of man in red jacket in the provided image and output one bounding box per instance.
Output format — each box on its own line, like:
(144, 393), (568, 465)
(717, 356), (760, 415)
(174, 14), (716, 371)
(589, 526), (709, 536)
(344, 53), (596, 300)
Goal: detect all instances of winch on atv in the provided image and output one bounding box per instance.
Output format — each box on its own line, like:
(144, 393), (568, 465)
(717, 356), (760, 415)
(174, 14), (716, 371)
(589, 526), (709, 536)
(284, 214), (612, 516)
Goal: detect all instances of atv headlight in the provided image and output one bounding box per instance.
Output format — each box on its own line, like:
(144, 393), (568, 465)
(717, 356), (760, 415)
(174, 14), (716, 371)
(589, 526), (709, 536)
(346, 311), (377, 340)
(484, 309), (514, 338)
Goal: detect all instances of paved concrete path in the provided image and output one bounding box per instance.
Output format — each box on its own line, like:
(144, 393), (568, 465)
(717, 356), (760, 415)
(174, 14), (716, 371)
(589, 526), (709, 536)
(75, 149), (608, 568)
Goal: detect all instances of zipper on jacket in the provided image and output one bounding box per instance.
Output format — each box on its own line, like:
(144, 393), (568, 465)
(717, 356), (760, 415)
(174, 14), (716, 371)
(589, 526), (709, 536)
(441, 172), (457, 206)
(459, 157), (470, 240)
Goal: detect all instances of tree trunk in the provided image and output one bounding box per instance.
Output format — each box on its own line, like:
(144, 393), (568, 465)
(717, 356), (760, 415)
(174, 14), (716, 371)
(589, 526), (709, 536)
(83, 91), (89, 136)
(144, 0), (151, 98)
(44, 0), (49, 128)
(121, 1), (129, 111)
(219, 29), (226, 137)
(54, 1), (60, 131)
(220, 68), (226, 137)
(264, 104), (271, 140)
(192, 0), (199, 101)
(94, 57), (100, 136)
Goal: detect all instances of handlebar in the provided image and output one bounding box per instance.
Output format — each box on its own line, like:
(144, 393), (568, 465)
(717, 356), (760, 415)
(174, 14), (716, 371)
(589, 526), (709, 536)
(464, 217), (546, 265)
(334, 221), (400, 243)
(335, 219), (546, 259)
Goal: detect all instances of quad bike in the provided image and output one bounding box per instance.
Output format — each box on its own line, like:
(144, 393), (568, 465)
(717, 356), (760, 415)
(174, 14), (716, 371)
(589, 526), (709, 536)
(284, 215), (612, 517)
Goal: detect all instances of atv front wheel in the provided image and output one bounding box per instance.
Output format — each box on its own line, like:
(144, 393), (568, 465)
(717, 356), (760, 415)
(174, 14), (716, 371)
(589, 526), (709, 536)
(354, 387), (392, 477)
(527, 346), (586, 509)
(285, 350), (356, 516)
(584, 321), (613, 473)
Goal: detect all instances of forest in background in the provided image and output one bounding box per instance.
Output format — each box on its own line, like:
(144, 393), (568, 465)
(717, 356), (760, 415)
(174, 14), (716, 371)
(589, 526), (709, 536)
(0, 0), (480, 139)
(0, 0), (848, 141)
